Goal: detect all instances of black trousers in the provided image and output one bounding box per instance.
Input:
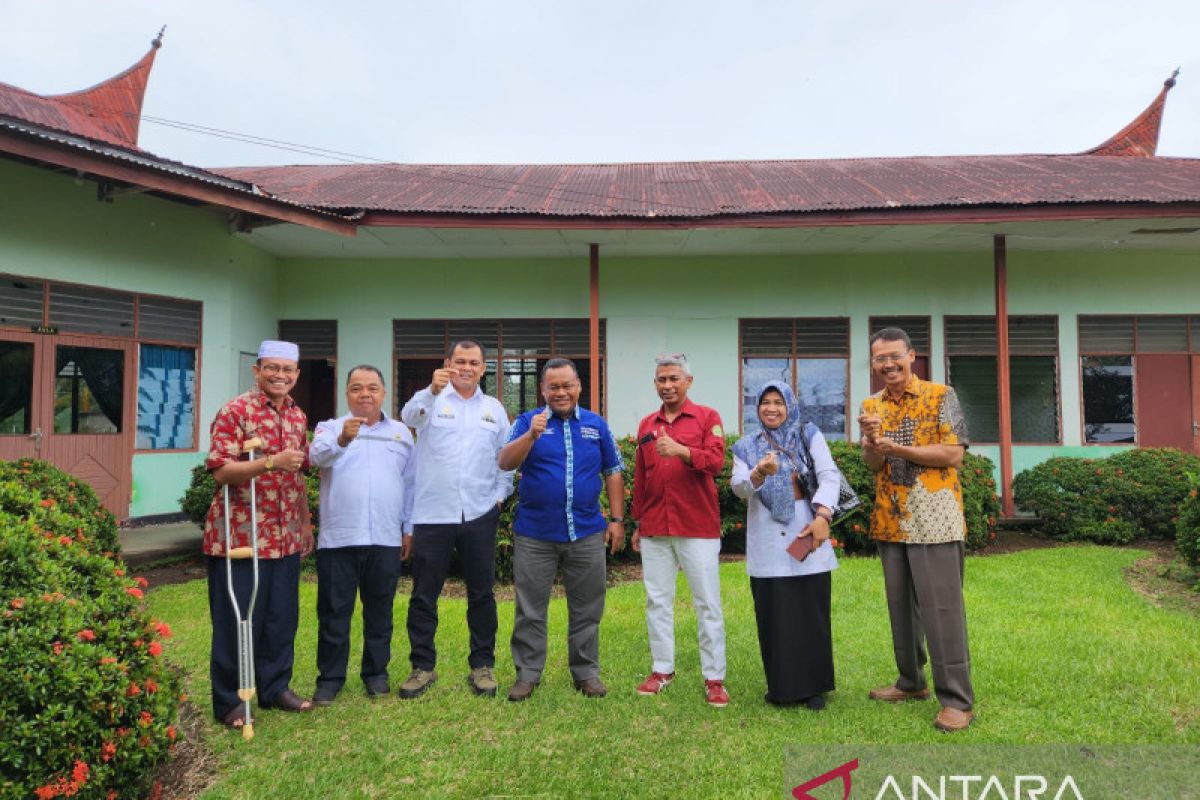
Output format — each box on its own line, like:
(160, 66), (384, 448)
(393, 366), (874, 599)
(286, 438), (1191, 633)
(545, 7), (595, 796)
(206, 554), (300, 720)
(406, 506), (500, 671)
(315, 545), (403, 694)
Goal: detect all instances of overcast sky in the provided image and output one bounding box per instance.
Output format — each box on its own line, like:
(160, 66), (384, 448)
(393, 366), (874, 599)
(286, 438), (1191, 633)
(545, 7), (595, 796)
(2, 0), (1197, 167)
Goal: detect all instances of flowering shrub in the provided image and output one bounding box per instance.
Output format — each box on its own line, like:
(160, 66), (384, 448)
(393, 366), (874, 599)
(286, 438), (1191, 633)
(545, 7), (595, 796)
(0, 459), (120, 554)
(1012, 448), (1200, 544)
(1, 464), (181, 799)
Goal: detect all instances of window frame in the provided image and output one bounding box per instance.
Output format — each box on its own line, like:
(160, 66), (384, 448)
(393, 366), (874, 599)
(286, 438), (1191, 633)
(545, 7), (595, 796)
(943, 315), (1062, 446)
(737, 317), (851, 439)
(392, 318), (608, 419)
(0, 273), (203, 453)
(1076, 314), (1200, 447)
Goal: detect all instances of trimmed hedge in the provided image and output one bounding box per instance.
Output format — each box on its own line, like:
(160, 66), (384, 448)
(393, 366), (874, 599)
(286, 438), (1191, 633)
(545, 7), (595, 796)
(1, 459), (182, 800)
(1012, 448), (1200, 544)
(1176, 471), (1200, 567)
(181, 433), (1001, 579)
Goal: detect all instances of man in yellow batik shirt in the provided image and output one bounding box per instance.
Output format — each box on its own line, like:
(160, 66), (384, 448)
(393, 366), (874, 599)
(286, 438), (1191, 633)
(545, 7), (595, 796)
(858, 327), (975, 733)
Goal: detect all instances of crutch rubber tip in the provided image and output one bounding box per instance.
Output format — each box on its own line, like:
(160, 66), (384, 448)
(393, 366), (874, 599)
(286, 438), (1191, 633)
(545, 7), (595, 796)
(242, 723), (254, 740)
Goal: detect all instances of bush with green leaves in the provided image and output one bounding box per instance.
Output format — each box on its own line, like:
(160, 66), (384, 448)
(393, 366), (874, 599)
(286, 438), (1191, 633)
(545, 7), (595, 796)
(1176, 471), (1200, 568)
(1013, 448), (1200, 544)
(0, 459), (120, 555)
(1, 463), (181, 800)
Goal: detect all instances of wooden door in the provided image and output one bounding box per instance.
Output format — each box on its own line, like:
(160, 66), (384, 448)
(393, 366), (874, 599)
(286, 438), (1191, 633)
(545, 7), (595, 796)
(1192, 355), (1200, 454)
(0, 331), (136, 519)
(1135, 353), (1193, 451)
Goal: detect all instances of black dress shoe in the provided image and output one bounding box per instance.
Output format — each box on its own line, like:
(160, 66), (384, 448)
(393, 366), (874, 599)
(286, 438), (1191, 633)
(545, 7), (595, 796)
(804, 694), (827, 711)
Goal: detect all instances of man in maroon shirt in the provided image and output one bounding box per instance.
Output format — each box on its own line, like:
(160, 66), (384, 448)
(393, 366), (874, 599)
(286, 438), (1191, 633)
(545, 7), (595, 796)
(204, 340), (315, 729)
(631, 353), (730, 707)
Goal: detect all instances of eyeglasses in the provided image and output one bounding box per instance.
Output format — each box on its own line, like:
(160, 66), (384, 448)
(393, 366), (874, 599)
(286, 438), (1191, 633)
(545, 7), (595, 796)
(258, 363), (298, 376)
(870, 353), (910, 365)
(544, 381), (579, 393)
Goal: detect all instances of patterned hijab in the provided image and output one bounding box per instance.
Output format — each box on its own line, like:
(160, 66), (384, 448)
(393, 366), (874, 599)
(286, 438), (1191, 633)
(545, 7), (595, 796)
(732, 380), (804, 523)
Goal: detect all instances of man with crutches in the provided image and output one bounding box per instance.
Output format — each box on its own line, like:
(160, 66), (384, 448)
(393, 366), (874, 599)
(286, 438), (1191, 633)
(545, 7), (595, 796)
(204, 340), (315, 731)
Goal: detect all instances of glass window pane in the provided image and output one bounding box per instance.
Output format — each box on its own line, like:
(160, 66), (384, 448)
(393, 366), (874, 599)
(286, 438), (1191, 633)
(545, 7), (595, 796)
(54, 346), (123, 434)
(1082, 356), (1135, 443)
(502, 358), (542, 418)
(0, 340), (35, 434)
(948, 356), (999, 442)
(1011, 356), (1059, 443)
(796, 358), (847, 440)
(49, 285), (134, 337)
(1136, 316), (1188, 352)
(137, 345), (195, 449)
(742, 358), (790, 437)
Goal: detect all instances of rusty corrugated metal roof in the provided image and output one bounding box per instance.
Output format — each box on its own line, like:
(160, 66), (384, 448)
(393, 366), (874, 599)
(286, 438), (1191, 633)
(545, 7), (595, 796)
(0, 37), (160, 150)
(216, 154), (1200, 219)
(1084, 70), (1178, 157)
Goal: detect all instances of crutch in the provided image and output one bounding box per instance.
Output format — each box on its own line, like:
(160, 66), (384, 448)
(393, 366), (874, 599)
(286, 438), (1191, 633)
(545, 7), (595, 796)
(222, 436), (263, 740)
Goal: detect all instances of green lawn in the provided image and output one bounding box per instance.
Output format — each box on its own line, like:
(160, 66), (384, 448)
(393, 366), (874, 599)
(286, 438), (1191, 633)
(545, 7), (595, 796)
(147, 546), (1200, 799)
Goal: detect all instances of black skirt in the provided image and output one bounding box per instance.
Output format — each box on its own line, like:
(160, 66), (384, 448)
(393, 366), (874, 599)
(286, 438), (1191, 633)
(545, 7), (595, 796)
(750, 572), (834, 705)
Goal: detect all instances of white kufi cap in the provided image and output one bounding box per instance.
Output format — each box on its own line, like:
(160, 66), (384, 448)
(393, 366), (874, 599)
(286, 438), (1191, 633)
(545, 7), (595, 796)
(258, 340), (299, 361)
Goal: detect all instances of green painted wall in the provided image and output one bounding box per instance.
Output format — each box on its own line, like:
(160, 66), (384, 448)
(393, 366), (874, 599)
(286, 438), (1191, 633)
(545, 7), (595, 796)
(6, 152), (1198, 516)
(0, 159), (279, 516)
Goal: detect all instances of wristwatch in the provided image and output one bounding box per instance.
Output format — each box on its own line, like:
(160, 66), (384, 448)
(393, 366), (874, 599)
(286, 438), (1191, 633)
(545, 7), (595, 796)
(265, 455), (275, 472)
(814, 506), (833, 522)
(608, 516), (625, 524)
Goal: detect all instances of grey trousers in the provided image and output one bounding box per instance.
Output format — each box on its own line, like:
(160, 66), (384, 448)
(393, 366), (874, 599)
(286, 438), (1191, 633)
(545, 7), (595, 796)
(511, 532), (606, 683)
(878, 540), (974, 711)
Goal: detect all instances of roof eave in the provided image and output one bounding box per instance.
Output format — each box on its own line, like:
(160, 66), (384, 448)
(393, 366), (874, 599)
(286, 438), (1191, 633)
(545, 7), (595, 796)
(357, 202), (1200, 231)
(0, 126), (357, 237)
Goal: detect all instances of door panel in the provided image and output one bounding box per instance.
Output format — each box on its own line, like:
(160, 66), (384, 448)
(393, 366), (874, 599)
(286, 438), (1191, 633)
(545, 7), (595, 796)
(1135, 353), (1192, 450)
(42, 337), (135, 518)
(0, 332), (42, 460)
(1192, 355), (1200, 454)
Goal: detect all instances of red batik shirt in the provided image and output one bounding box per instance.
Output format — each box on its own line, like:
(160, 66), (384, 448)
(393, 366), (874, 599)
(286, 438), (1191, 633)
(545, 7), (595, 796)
(630, 400), (726, 538)
(202, 388), (309, 558)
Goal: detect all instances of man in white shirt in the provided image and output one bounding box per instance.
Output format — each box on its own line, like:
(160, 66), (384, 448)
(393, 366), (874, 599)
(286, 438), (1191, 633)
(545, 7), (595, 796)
(400, 340), (514, 698)
(309, 365), (416, 705)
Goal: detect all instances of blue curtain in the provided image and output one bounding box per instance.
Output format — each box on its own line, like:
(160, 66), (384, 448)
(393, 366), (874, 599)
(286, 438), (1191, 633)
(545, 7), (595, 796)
(137, 345), (196, 449)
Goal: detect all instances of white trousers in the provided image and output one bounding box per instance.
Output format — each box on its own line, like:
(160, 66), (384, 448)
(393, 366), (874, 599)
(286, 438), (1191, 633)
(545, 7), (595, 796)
(640, 536), (726, 680)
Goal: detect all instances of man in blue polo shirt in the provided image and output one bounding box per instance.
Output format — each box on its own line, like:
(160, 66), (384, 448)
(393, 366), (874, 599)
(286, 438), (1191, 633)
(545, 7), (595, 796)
(498, 358), (625, 701)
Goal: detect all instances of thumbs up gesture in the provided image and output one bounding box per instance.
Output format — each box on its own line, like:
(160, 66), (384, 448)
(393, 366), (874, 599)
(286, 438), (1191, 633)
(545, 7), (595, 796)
(529, 407), (551, 440)
(655, 426), (686, 459)
(338, 417), (368, 448)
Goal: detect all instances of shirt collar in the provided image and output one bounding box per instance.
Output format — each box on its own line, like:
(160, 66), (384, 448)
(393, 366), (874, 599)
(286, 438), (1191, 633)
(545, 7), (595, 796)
(250, 386), (294, 411)
(883, 375), (923, 402)
(655, 398), (698, 422)
(543, 405), (581, 421)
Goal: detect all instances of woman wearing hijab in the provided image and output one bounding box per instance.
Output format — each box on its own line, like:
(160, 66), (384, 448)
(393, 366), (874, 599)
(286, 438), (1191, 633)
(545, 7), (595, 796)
(732, 381), (843, 710)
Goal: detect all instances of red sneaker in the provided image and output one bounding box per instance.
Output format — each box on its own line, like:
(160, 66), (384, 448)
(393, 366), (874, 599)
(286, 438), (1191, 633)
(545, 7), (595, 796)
(636, 671), (675, 695)
(705, 679), (730, 708)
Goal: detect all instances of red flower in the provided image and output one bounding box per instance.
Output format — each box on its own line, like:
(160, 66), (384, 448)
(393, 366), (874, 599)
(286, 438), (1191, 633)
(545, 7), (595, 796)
(116, 727), (131, 738)
(113, 568), (125, 577)
(145, 678), (158, 693)
(99, 657), (117, 666)
(135, 576), (149, 589)
(52, 642), (64, 656)
(154, 621), (173, 639)
(148, 641), (163, 657)
(126, 682), (141, 697)
(125, 587), (144, 599)
(100, 742), (116, 762)
(139, 735), (151, 748)
(39, 498), (55, 508)
(167, 725), (177, 742)
(72, 760), (89, 785)
(8, 598), (23, 610)
(34, 784), (59, 799)
(108, 792), (118, 800)
(77, 629), (95, 642)
(139, 711), (153, 727)
(58, 536), (72, 546)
